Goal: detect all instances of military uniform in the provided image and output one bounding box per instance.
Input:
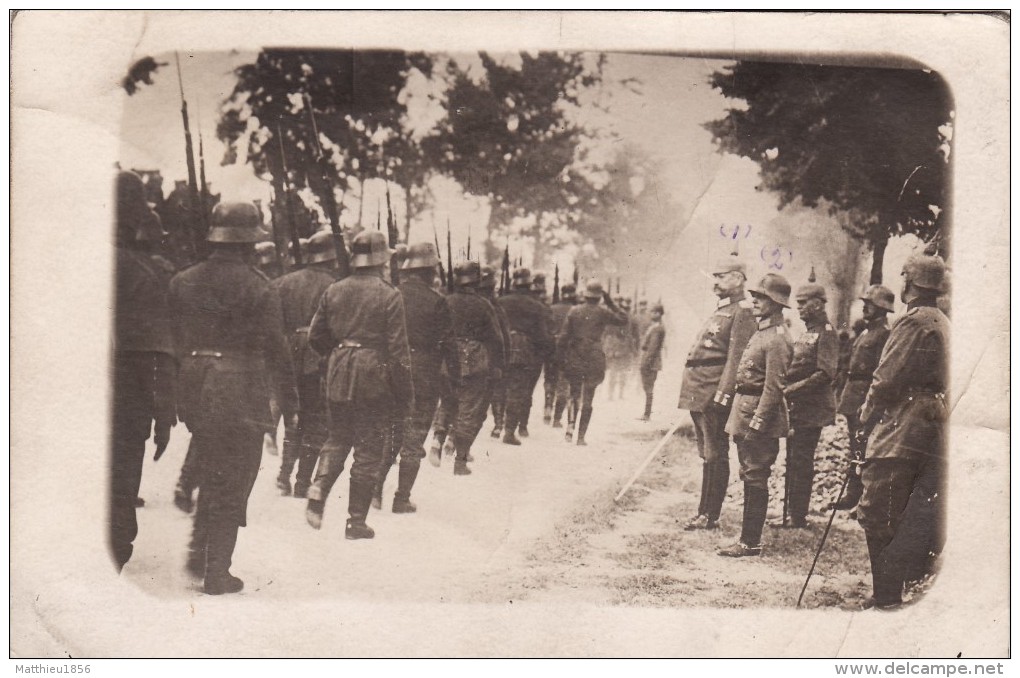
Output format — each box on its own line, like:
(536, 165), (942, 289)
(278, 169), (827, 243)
(272, 262), (336, 497)
(722, 298), (793, 554)
(678, 293), (756, 527)
(858, 298), (948, 606)
(482, 291), (512, 439)
(604, 308), (640, 400)
(306, 255), (413, 536)
(375, 266), (457, 510)
(542, 296), (570, 424)
(638, 312), (666, 419)
(497, 285), (555, 443)
(558, 284), (628, 444)
(782, 316), (839, 525)
(170, 223), (298, 592)
(439, 269), (505, 473)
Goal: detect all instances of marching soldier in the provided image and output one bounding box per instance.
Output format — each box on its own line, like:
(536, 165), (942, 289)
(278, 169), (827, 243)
(832, 285), (894, 511)
(519, 272), (550, 434)
(497, 268), (555, 445)
(558, 280), (628, 445)
(304, 231), (413, 538)
(437, 261), (505, 474)
(373, 243), (458, 512)
(679, 257), (756, 531)
(477, 266), (511, 440)
(637, 303), (666, 421)
(255, 240), (280, 279)
(169, 202), (298, 594)
(718, 273), (793, 557)
(856, 253), (948, 609)
(273, 231), (338, 498)
(775, 271), (839, 528)
(549, 282), (577, 427)
(111, 171), (177, 571)
(604, 297), (640, 401)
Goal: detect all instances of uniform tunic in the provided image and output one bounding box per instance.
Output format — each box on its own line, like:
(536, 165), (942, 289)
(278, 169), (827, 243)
(558, 303), (628, 385)
(498, 291), (554, 430)
(307, 270), (413, 495)
(857, 299), (949, 596)
(678, 294), (757, 412)
(639, 320), (666, 393)
(785, 317), (839, 428)
(837, 319), (891, 418)
(170, 251), (298, 527)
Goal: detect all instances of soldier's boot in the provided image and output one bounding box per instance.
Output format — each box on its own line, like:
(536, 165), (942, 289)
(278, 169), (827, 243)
(490, 403), (505, 438)
(552, 397), (567, 428)
(453, 442), (472, 476)
(706, 460), (730, 525)
(428, 431), (446, 468)
(831, 471), (864, 511)
(639, 392), (653, 421)
(372, 459), (393, 511)
(185, 516), (208, 578)
(740, 483), (769, 550)
(772, 472), (809, 528)
(543, 391), (554, 425)
(204, 522), (243, 595)
(576, 406), (593, 446)
(305, 498), (325, 530)
(292, 445), (318, 499)
(393, 461), (420, 514)
(685, 464), (714, 530)
(345, 481), (376, 540)
(277, 440), (297, 496)
(502, 411), (522, 446)
(866, 535), (903, 608)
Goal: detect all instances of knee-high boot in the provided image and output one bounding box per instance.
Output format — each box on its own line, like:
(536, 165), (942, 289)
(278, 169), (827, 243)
(393, 460), (420, 513)
(346, 480), (376, 539)
(696, 463), (712, 516)
(739, 484), (769, 547)
(707, 459), (730, 522)
(866, 534), (903, 605)
(204, 521), (242, 595)
(577, 406), (593, 445)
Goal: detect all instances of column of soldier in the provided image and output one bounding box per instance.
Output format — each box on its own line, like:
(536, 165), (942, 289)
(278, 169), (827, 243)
(679, 254), (948, 611)
(112, 172), (669, 596)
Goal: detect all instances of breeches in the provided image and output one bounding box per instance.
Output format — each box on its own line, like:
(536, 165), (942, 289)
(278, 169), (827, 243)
(451, 374), (491, 450)
(691, 408), (731, 463)
(309, 400), (389, 502)
(736, 435), (780, 489)
(192, 422), (263, 528)
(506, 363), (543, 425)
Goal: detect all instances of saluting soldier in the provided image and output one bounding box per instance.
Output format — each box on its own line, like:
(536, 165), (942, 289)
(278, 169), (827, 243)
(373, 243), (458, 512)
(679, 257), (756, 531)
(497, 268), (555, 445)
(775, 271), (839, 528)
(604, 297), (639, 401)
(558, 280), (628, 446)
(832, 285), (894, 511)
(111, 171), (177, 571)
(273, 231), (338, 498)
(637, 303), (666, 421)
(436, 261), (505, 475)
(169, 202), (298, 594)
(856, 253), (948, 609)
(718, 273), (794, 558)
(548, 282), (577, 428)
(304, 231), (413, 538)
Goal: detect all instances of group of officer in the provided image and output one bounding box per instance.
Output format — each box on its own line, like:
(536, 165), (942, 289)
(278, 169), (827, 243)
(677, 252), (948, 610)
(112, 170), (670, 595)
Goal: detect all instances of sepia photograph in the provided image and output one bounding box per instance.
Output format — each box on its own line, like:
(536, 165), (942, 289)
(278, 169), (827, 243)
(9, 10), (1010, 661)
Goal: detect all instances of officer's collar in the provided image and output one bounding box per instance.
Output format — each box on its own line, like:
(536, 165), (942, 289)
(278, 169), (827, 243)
(717, 292), (745, 309)
(756, 313), (784, 330)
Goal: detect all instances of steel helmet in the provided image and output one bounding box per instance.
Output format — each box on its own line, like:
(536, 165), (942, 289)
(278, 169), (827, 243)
(583, 279), (604, 300)
(860, 284), (895, 313)
(116, 171), (166, 243)
(454, 260), (481, 287)
(208, 202), (265, 243)
(512, 267), (533, 289)
(749, 273), (791, 308)
(306, 231), (337, 264)
(401, 242), (440, 270)
(350, 230), (392, 268)
(255, 241), (277, 266)
(902, 253), (946, 291)
(560, 282), (577, 301)
(478, 265), (497, 290)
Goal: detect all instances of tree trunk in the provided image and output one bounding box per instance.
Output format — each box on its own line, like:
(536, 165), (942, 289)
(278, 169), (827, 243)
(869, 236), (888, 285)
(403, 185), (412, 243)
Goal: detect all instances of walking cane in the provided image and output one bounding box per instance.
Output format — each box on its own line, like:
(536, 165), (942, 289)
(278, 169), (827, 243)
(615, 419), (684, 503)
(796, 470), (852, 608)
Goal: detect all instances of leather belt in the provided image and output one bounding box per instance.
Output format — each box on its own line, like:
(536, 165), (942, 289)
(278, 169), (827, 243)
(736, 385), (763, 396)
(686, 357), (726, 368)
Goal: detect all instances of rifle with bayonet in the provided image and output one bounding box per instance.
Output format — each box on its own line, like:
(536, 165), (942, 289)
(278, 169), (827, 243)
(174, 52), (202, 263)
(275, 122), (304, 269)
(433, 219), (447, 288)
(385, 180), (400, 285)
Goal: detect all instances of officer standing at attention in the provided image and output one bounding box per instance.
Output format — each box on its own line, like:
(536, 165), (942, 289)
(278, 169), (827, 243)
(169, 202), (298, 593)
(679, 256), (756, 531)
(856, 252), (949, 609)
(558, 280), (628, 446)
(832, 285), (894, 511)
(304, 231), (413, 539)
(373, 243), (458, 512)
(718, 273), (793, 558)
(111, 170), (177, 571)
(775, 269), (839, 528)
(497, 268), (555, 445)
(637, 303), (666, 421)
(273, 231), (339, 498)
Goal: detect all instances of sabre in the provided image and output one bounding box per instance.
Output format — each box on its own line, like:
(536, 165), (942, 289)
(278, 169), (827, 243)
(614, 419), (685, 503)
(797, 471), (852, 608)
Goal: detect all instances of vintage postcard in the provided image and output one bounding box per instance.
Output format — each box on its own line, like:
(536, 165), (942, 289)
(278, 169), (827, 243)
(9, 11), (1010, 659)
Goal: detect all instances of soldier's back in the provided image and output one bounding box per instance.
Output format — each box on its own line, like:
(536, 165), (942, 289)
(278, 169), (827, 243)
(274, 266), (336, 331)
